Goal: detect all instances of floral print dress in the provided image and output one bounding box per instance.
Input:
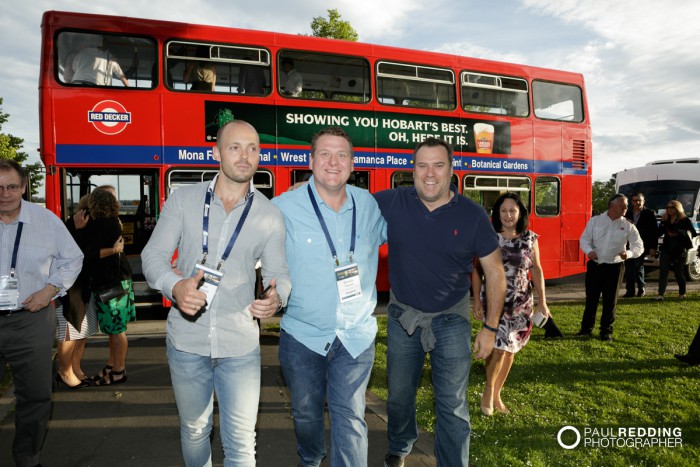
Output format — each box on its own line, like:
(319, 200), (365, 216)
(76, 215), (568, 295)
(492, 230), (538, 353)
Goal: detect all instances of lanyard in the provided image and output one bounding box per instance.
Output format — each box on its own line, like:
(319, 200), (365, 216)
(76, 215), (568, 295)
(307, 185), (356, 266)
(202, 182), (254, 270)
(10, 222), (23, 277)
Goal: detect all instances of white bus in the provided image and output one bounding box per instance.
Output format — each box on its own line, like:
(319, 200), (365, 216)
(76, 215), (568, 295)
(615, 158), (700, 280)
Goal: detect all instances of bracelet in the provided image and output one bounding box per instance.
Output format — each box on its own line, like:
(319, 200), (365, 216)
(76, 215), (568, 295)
(483, 323), (498, 333)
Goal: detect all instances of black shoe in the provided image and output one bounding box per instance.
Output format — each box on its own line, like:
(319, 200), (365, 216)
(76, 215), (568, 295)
(637, 289), (646, 297)
(94, 369), (127, 386)
(384, 453), (405, 467)
(600, 334), (613, 342)
(674, 353), (700, 366)
(575, 330), (592, 337)
(622, 292), (635, 298)
(55, 373), (90, 390)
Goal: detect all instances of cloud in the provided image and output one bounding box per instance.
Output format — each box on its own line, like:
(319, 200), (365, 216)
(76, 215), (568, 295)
(2, 0), (699, 183)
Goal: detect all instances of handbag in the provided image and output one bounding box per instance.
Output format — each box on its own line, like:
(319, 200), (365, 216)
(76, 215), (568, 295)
(96, 252), (127, 303)
(96, 282), (127, 303)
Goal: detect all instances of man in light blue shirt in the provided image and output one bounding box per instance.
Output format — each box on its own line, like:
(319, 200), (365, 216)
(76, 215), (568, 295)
(0, 159), (83, 467)
(273, 127), (386, 467)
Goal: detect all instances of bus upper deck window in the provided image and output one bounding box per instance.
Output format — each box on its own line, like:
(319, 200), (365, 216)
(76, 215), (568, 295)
(533, 80), (584, 122)
(57, 31), (156, 89)
(377, 61), (456, 110)
(277, 50), (370, 102)
(166, 41), (272, 95)
(461, 72), (529, 117)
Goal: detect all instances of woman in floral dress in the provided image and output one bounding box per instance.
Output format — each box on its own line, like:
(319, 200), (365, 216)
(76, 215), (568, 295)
(472, 193), (551, 416)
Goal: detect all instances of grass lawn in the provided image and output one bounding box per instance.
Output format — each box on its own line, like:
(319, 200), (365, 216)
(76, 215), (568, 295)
(369, 295), (700, 466)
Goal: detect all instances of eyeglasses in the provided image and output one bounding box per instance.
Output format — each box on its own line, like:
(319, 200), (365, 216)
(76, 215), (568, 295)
(0, 184), (21, 193)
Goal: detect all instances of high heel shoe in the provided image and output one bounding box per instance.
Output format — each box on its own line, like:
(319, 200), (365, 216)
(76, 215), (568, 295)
(55, 373), (90, 390)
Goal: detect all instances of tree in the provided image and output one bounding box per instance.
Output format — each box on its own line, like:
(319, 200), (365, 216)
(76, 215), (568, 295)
(310, 9), (358, 41)
(592, 176), (617, 215)
(0, 97), (43, 199)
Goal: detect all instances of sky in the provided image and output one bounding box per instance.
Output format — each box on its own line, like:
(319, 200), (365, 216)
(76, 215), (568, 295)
(1, 0), (699, 182)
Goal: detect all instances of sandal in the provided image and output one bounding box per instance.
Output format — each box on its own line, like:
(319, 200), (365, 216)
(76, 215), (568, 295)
(94, 369), (127, 386)
(87, 365), (112, 383)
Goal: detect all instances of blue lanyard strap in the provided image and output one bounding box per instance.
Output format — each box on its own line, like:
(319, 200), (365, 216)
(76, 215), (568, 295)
(10, 222), (23, 277)
(202, 184), (255, 270)
(307, 185), (356, 266)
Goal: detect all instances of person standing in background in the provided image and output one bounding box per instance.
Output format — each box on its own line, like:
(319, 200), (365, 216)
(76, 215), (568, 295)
(577, 193), (643, 342)
(623, 192), (658, 298)
(655, 199), (696, 301)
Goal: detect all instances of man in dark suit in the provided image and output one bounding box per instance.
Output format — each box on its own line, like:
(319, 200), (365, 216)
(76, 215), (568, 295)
(623, 192), (659, 297)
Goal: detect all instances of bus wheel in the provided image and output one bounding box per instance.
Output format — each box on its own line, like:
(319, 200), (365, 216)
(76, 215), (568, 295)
(685, 255), (700, 281)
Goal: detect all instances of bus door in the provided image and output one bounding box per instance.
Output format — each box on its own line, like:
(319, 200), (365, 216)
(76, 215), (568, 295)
(63, 169), (159, 253)
(62, 168), (162, 309)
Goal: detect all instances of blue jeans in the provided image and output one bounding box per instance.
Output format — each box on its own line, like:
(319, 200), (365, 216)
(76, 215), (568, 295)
(279, 330), (375, 467)
(386, 304), (471, 466)
(166, 340), (260, 467)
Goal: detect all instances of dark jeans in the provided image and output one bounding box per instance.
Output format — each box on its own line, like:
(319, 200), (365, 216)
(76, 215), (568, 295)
(581, 261), (624, 335)
(658, 251), (687, 296)
(624, 255), (646, 294)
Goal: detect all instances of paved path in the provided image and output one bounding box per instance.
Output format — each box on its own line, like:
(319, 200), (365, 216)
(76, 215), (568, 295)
(0, 320), (434, 467)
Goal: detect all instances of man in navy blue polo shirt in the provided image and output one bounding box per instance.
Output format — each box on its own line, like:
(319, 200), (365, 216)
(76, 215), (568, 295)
(375, 137), (506, 467)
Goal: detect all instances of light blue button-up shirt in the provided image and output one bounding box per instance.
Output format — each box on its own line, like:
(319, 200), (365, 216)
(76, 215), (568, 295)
(0, 200), (83, 303)
(273, 177), (387, 358)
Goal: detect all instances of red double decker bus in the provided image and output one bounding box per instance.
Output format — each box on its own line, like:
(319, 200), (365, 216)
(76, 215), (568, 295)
(39, 10), (591, 300)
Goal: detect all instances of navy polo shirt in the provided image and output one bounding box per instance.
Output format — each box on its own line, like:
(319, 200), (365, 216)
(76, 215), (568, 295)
(374, 185), (499, 313)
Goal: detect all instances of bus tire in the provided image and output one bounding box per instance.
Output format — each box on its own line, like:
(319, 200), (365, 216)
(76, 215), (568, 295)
(684, 255), (700, 282)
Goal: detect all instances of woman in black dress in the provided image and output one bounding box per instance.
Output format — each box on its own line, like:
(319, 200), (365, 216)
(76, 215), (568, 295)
(88, 186), (135, 385)
(656, 199), (696, 300)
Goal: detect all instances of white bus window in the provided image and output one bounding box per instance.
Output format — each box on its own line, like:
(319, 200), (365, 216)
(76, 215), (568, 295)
(166, 41), (271, 94)
(461, 72), (528, 117)
(277, 51), (370, 102)
(533, 81), (584, 122)
(57, 31), (156, 88)
(535, 176), (560, 216)
(463, 175), (531, 213)
(167, 169), (218, 194)
(253, 170), (274, 199)
(377, 61), (456, 110)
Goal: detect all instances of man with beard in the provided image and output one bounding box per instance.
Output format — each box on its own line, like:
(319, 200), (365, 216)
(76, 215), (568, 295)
(142, 120), (291, 466)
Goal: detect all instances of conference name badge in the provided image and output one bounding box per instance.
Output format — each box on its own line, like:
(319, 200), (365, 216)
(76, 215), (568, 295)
(335, 262), (362, 304)
(193, 263), (223, 309)
(0, 276), (19, 310)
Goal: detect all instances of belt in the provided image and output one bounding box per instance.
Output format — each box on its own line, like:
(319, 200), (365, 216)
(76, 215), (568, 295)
(0, 308), (27, 317)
